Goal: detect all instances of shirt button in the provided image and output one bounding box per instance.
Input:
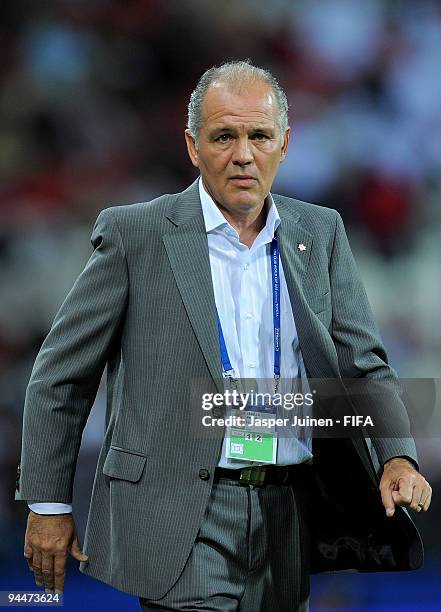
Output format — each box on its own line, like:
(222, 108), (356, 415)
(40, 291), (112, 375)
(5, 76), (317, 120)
(248, 362), (256, 368)
(245, 313), (253, 319)
(199, 468), (210, 481)
(243, 263), (249, 270)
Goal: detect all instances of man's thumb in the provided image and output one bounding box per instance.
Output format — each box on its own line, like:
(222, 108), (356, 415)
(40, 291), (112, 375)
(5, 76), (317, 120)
(381, 488), (395, 517)
(69, 537), (89, 562)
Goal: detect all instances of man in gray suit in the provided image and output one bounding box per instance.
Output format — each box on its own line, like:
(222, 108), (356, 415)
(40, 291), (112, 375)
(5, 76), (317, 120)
(17, 61), (431, 611)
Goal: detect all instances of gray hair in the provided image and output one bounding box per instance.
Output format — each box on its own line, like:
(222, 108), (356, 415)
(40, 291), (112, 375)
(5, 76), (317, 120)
(187, 60), (289, 141)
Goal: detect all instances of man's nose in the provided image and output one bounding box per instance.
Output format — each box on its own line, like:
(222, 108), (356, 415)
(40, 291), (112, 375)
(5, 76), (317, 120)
(232, 138), (253, 166)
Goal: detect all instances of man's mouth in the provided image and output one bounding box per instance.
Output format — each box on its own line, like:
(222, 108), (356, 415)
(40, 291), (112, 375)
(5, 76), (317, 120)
(229, 176), (257, 185)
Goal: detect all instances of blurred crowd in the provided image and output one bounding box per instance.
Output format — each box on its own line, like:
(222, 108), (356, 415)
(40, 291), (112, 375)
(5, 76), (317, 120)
(0, 0), (440, 595)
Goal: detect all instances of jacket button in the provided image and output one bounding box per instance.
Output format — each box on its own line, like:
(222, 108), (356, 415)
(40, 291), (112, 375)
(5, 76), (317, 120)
(199, 468), (210, 481)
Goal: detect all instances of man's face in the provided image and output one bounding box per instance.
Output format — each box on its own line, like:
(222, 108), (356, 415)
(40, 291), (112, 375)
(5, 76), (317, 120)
(185, 80), (290, 215)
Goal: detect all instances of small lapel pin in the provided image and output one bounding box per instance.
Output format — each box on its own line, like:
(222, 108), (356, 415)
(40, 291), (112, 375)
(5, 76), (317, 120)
(298, 243), (307, 252)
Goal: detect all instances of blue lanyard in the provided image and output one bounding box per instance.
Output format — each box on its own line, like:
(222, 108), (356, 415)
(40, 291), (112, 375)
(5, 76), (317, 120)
(216, 238), (281, 382)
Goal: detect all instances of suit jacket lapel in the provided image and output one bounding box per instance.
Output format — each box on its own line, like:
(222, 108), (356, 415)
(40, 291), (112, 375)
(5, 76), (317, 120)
(162, 180), (224, 392)
(273, 194), (313, 285)
(274, 195), (335, 378)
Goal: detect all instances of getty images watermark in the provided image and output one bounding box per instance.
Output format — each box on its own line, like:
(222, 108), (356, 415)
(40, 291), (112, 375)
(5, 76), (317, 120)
(201, 389), (314, 410)
(189, 377), (441, 439)
(200, 389), (374, 429)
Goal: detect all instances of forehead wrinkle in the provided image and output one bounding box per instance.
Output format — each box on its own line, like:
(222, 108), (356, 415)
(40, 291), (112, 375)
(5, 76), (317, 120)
(204, 109), (277, 131)
(201, 84), (279, 130)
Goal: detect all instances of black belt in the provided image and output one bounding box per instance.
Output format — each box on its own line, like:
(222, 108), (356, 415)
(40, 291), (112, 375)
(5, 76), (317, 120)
(214, 463), (312, 487)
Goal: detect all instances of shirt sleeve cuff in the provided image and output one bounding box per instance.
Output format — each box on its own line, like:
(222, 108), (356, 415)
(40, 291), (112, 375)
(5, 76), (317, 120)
(28, 502), (73, 515)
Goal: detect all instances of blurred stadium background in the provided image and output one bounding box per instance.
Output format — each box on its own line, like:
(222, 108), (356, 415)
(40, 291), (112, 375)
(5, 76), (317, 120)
(0, 0), (440, 610)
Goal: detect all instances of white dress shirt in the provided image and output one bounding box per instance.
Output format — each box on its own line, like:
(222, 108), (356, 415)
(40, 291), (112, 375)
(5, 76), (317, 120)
(199, 179), (313, 468)
(29, 178), (312, 514)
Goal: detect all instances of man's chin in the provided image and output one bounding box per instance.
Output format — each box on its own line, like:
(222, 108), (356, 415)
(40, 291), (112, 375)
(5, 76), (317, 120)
(224, 189), (263, 210)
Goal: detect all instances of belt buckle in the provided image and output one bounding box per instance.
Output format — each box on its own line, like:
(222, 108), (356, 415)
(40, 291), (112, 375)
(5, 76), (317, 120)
(239, 466), (267, 487)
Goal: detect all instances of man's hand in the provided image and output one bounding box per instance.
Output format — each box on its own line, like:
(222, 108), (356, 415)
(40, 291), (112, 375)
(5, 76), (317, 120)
(380, 457), (432, 517)
(24, 511), (88, 593)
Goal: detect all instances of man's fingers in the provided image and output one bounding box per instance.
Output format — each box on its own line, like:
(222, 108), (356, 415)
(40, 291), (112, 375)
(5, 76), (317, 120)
(25, 511), (85, 590)
(410, 485), (427, 512)
(380, 480), (396, 517)
(410, 485), (425, 512)
(54, 553), (67, 593)
(422, 489), (432, 511)
(69, 536), (88, 562)
(419, 484), (432, 512)
(381, 489), (395, 516)
(391, 478), (414, 507)
(392, 476), (432, 513)
(24, 543), (33, 572)
(380, 461), (432, 516)
(32, 549), (43, 587)
(41, 552), (54, 592)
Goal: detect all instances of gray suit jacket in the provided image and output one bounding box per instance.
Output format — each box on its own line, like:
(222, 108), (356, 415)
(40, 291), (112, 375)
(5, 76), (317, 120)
(16, 179), (423, 599)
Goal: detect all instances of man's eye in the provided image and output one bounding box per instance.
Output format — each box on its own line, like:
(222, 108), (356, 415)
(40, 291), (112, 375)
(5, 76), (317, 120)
(253, 133), (269, 140)
(216, 134), (232, 143)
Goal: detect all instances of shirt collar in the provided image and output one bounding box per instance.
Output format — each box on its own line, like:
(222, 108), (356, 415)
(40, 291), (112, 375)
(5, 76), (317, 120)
(198, 177), (281, 239)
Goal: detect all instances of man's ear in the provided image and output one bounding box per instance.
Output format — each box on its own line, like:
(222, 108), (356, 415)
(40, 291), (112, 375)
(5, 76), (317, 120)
(185, 129), (199, 168)
(280, 126), (290, 162)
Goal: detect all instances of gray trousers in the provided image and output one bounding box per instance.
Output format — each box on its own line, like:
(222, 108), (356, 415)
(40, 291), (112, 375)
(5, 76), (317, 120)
(140, 472), (311, 611)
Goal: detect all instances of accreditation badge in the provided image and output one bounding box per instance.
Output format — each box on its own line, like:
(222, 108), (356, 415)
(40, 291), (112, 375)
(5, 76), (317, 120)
(225, 399), (278, 463)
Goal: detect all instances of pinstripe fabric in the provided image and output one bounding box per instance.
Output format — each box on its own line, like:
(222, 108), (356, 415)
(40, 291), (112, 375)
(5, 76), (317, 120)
(16, 178), (420, 600)
(139, 476), (310, 611)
